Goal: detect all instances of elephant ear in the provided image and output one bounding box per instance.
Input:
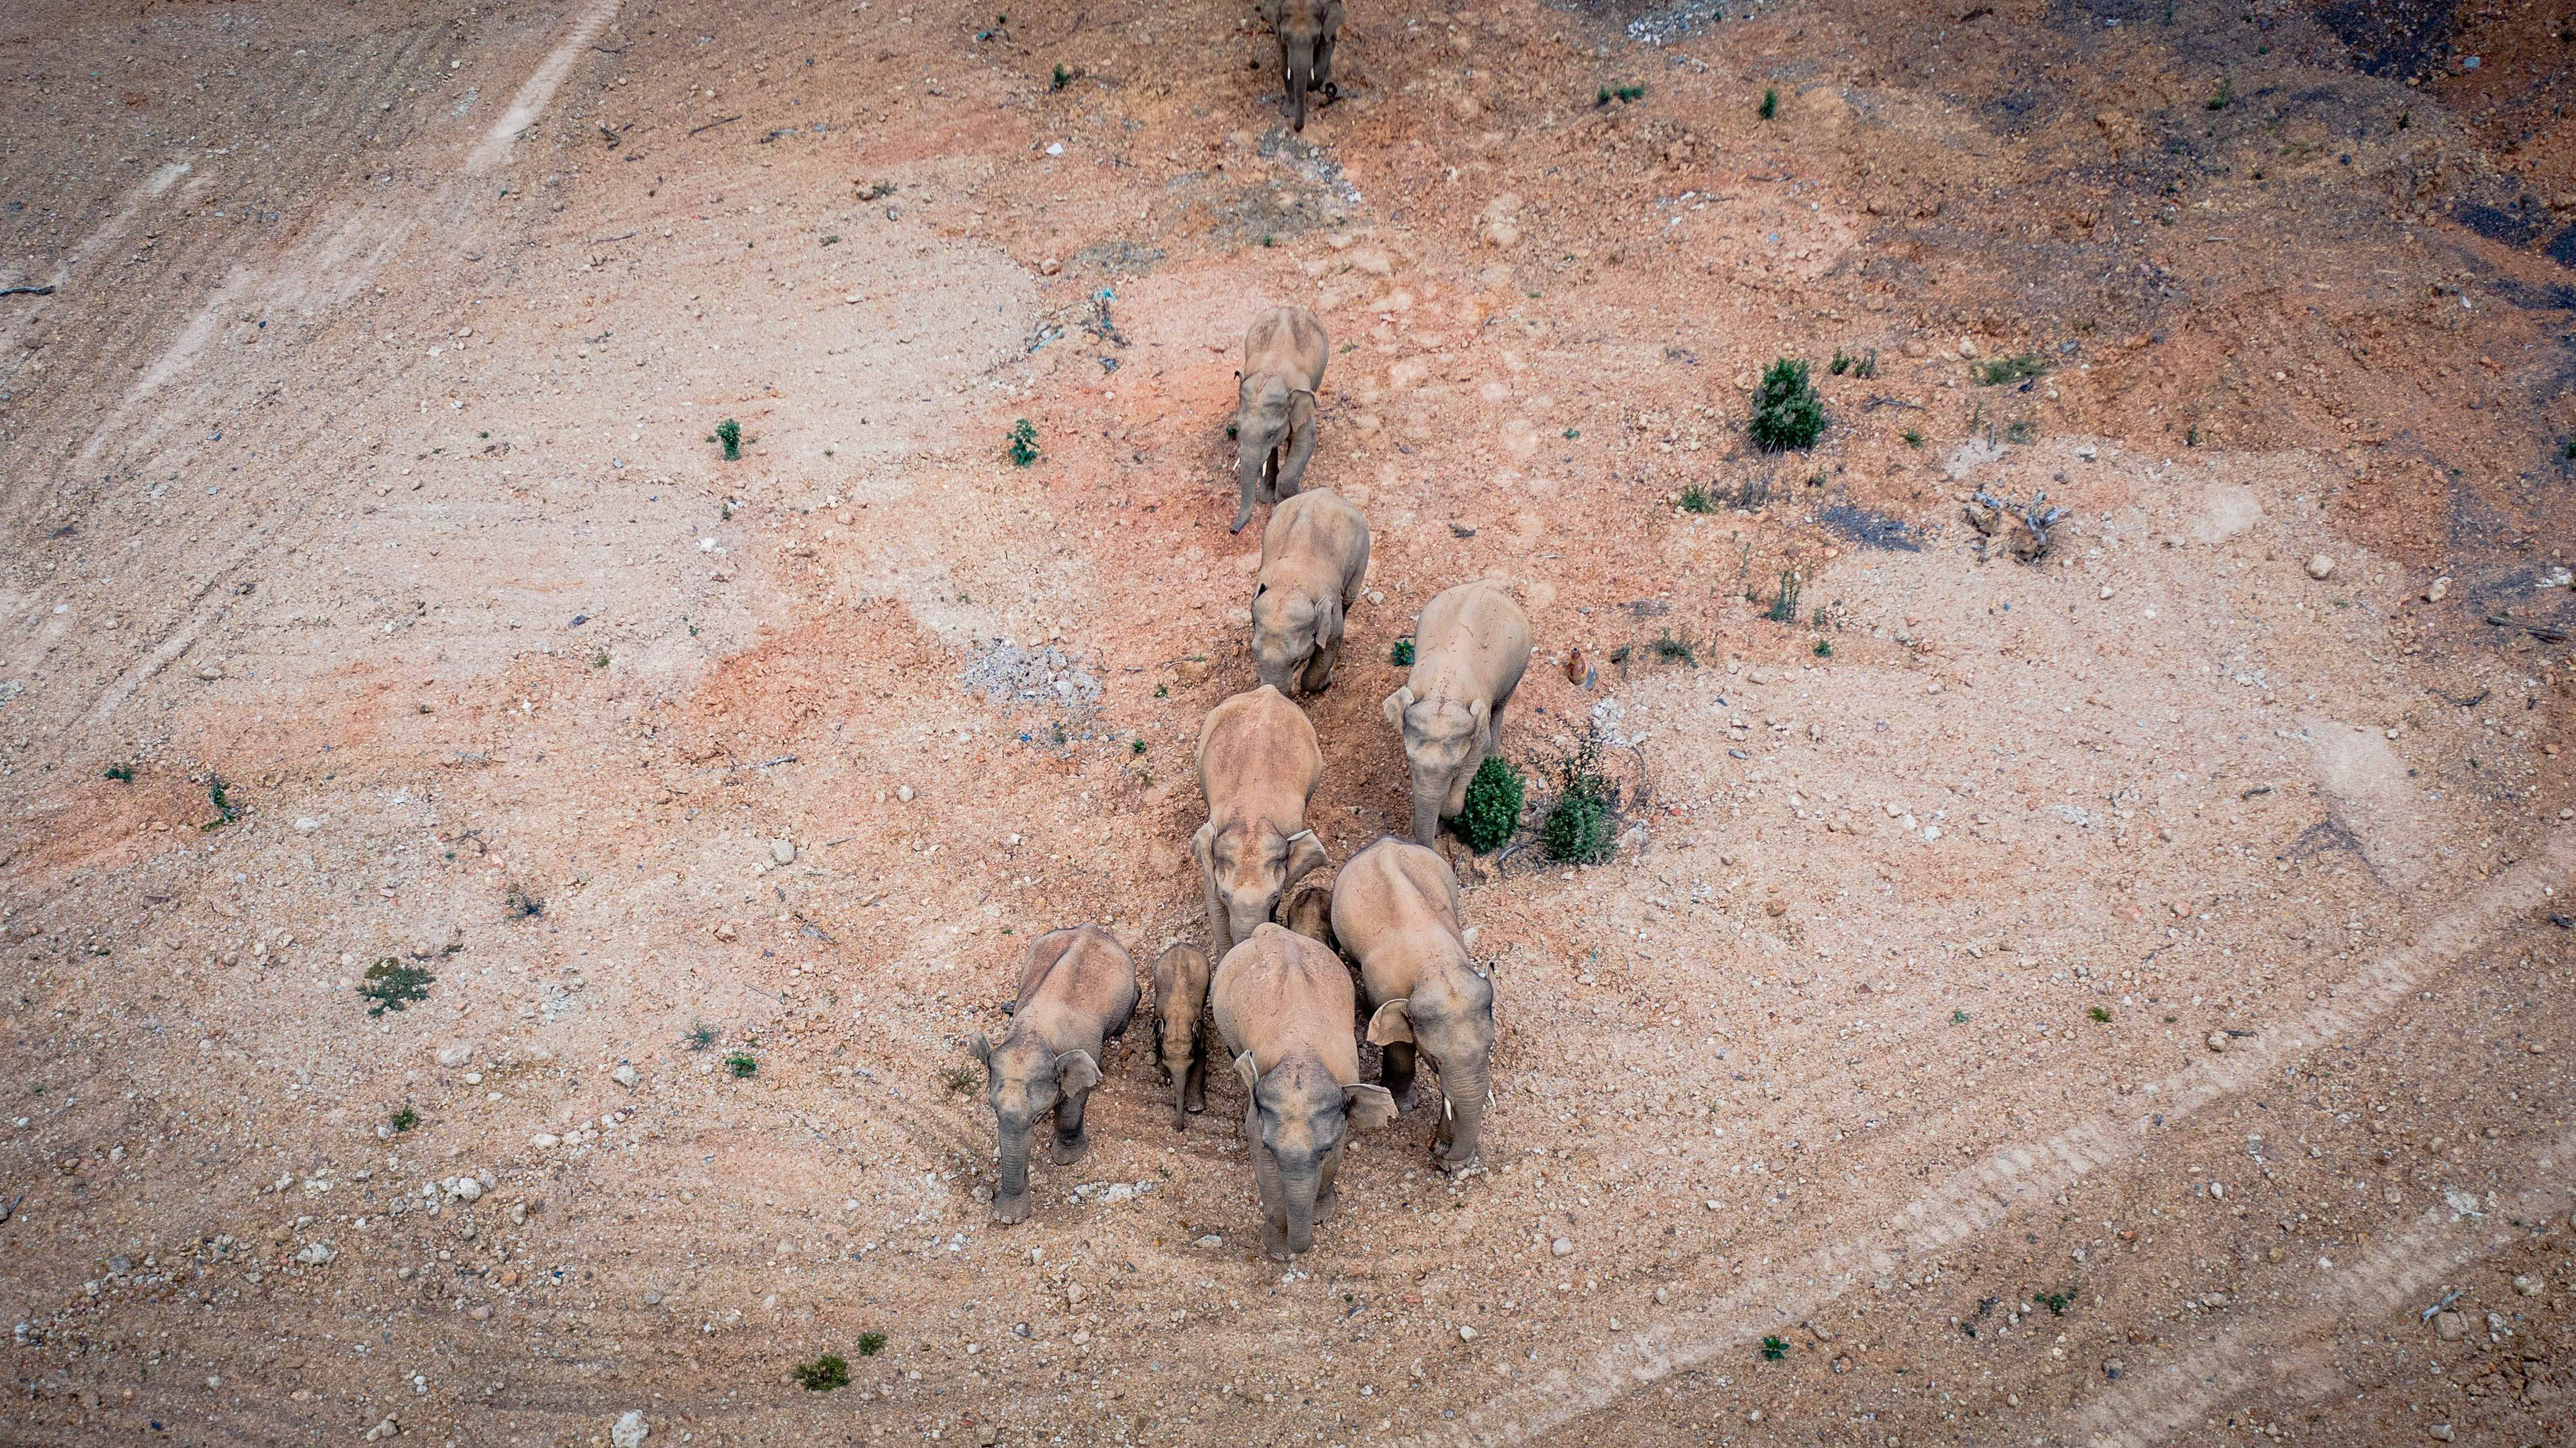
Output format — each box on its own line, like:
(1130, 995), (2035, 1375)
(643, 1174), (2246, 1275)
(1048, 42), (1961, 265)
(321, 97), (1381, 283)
(1364, 999), (1415, 1047)
(1283, 829), (1329, 889)
(1232, 1050), (1262, 1095)
(1055, 1050), (1102, 1095)
(965, 1033), (993, 1068)
(1380, 686), (1415, 728)
(1191, 822), (1217, 872)
(1344, 1083), (1399, 1130)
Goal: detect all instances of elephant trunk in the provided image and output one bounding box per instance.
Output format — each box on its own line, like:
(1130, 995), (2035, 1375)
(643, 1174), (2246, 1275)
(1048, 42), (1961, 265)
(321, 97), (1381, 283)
(1410, 778), (1448, 847)
(1278, 1159), (1322, 1255)
(1233, 426), (1271, 532)
(1439, 1057), (1490, 1170)
(1225, 896), (1274, 957)
(994, 1124), (1033, 1222)
(1287, 46), (1311, 131)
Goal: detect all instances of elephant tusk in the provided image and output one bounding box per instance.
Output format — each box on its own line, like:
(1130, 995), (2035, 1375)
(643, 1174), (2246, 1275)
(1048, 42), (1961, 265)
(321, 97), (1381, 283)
(1286, 829), (1316, 843)
(1444, 1095), (1454, 1122)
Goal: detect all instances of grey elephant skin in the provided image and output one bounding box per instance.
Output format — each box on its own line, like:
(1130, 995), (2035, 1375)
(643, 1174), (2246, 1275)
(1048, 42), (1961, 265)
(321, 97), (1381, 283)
(1193, 685), (1329, 960)
(1383, 580), (1533, 845)
(965, 925), (1138, 1224)
(1251, 488), (1370, 697)
(1267, 0), (1343, 132)
(1332, 837), (1496, 1171)
(1211, 923), (1397, 1258)
(1151, 943), (1213, 1131)
(1233, 306), (1329, 533)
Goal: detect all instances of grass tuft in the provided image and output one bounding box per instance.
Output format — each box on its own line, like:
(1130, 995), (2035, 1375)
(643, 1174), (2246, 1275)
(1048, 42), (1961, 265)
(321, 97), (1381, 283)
(725, 1051), (758, 1079)
(390, 1106), (419, 1132)
(1456, 756), (1526, 855)
(714, 418), (743, 461)
(1541, 728), (1619, 865)
(1761, 1335), (1788, 1360)
(1007, 418), (1040, 467)
(104, 764), (134, 782)
(1679, 484), (1716, 514)
(1758, 88), (1778, 119)
(684, 1020), (720, 1052)
(1812, 637), (1833, 658)
(1766, 569), (1803, 625)
(358, 959), (436, 1017)
(1748, 358), (1826, 451)
(795, 1354), (852, 1392)
(858, 1332), (888, 1356)
(1652, 631), (1697, 666)
(1827, 347), (1877, 379)
(2088, 1006), (2112, 1023)
(1975, 354), (2047, 386)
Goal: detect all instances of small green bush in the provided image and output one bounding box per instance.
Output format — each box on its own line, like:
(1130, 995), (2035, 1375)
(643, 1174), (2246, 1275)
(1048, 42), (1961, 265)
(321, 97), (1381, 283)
(858, 1332), (888, 1356)
(684, 1020), (719, 1051)
(1051, 64), (1070, 91)
(1455, 757), (1525, 855)
(1748, 358), (1826, 452)
(1902, 428), (1925, 448)
(1766, 569), (1803, 625)
(1007, 418), (1040, 467)
(1758, 88), (1778, 119)
(795, 1354), (851, 1392)
(390, 1107), (419, 1132)
(1389, 638), (1415, 667)
(714, 418), (743, 461)
(724, 1051), (758, 1079)
(1975, 354), (2047, 386)
(1812, 638), (1833, 658)
(2205, 77), (2231, 110)
(1652, 631), (1696, 665)
(1541, 730), (1618, 865)
(1678, 485), (1716, 514)
(104, 764), (134, 782)
(2088, 1006), (2112, 1023)
(1761, 1334), (1787, 1360)
(358, 960), (436, 1017)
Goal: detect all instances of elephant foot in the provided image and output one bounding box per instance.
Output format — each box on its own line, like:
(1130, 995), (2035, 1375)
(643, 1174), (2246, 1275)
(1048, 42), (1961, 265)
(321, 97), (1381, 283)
(1260, 1219), (1293, 1261)
(1434, 1145), (1477, 1173)
(1323, 81), (1340, 102)
(1313, 1183), (1340, 1221)
(1184, 1091), (1207, 1114)
(992, 1194), (1031, 1225)
(1229, 506), (1254, 534)
(1051, 1132), (1091, 1167)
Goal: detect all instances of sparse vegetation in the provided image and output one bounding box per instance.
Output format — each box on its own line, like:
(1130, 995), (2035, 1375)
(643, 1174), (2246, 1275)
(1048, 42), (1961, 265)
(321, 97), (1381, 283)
(795, 1354), (852, 1392)
(941, 1064), (979, 1096)
(1827, 347), (1877, 379)
(505, 883), (544, 918)
(390, 1107), (419, 1132)
(2040, 1287), (2076, 1315)
(1812, 637), (1833, 658)
(592, 649), (610, 668)
(1541, 729), (1619, 865)
(1975, 354), (2047, 386)
(684, 1020), (720, 1052)
(1456, 756), (1526, 854)
(1902, 428), (1925, 448)
(2089, 1006), (2112, 1023)
(1951, 1009), (1971, 1025)
(1007, 418), (1040, 466)
(1130, 738), (1146, 755)
(358, 960), (436, 1017)
(1389, 638), (1415, 666)
(858, 1332), (888, 1357)
(1679, 484), (1716, 514)
(1766, 569), (1803, 624)
(713, 418), (743, 461)
(202, 777), (239, 831)
(1051, 64), (1070, 91)
(2004, 419), (2035, 443)
(1652, 631), (1697, 665)
(103, 763), (134, 782)
(725, 1051), (759, 1079)
(1761, 1335), (1788, 1360)
(1758, 88), (1778, 119)
(1596, 83), (1644, 105)
(1748, 358), (1826, 451)
(2205, 77), (2232, 110)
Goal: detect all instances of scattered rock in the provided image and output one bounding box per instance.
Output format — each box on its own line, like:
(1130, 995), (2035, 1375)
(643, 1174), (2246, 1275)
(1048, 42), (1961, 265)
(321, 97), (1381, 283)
(2305, 554), (2335, 580)
(611, 1411), (650, 1448)
(897, 785), (915, 804)
(1551, 1237), (1574, 1257)
(364, 1417), (400, 1441)
(436, 1043), (476, 1068)
(294, 817), (321, 833)
(1958, 337), (1979, 358)
(531, 1133), (562, 1149)
(2514, 1275), (2544, 1297)
(2425, 577), (2450, 602)
(293, 1242), (334, 1266)
(1458, 1325), (1478, 1341)
(2434, 1311), (2467, 1341)
(769, 839), (796, 865)
(2206, 1032), (2229, 1053)
(2428, 1425), (2453, 1442)
(1902, 338), (1928, 358)
(1038, 257), (1061, 276)
(611, 1064), (640, 1089)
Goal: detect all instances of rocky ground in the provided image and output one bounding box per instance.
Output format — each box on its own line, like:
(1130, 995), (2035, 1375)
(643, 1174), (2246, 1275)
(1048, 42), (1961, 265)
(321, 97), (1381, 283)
(1, 0), (2572, 1444)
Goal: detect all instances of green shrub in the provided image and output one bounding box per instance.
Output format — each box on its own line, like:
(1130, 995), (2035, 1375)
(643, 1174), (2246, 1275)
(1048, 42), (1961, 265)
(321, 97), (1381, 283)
(1812, 638), (1832, 658)
(684, 1020), (719, 1051)
(1541, 730), (1618, 865)
(858, 1332), (888, 1356)
(1975, 354), (2047, 386)
(795, 1354), (851, 1392)
(1766, 569), (1802, 624)
(714, 418), (743, 461)
(1007, 418), (1039, 466)
(1388, 638), (1415, 666)
(390, 1107), (419, 1132)
(104, 764), (134, 782)
(1455, 757), (1525, 854)
(1761, 1335), (1787, 1360)
(1758, 88), (1778, 119)
(1678, 485), (1716, 514)
(1652, 631), (1696, 665)
(358, 960), (435, 1017)
(724, 1051), (758, 1079)
(1748, 358), (1826, 451)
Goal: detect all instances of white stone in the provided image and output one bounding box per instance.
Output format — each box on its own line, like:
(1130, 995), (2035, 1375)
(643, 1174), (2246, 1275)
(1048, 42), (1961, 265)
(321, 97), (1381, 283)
(294, 817), (321, 833)
(2304, 554), (2335, 580)
(436, 1043), (476, 1068)
(611, 1411), (650, 1448)
(611, 1064), (639, 1089)
(293, 1242), (334, 1266)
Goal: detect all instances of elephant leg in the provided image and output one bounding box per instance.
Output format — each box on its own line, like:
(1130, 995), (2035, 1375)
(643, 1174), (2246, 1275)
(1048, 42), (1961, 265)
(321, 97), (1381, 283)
(1381, 1041), (1418, 1106)
(1300, 639), (1339, 694)
(1052, 1089), (1092, 1165)
(1314, 1140), (1346, 1222)
(1248, 1122), (1290, 1259)
(1486, 694), (1508, 754)
(1182, 1033), (1208, 1114)
(1317, 35), (1338, 99)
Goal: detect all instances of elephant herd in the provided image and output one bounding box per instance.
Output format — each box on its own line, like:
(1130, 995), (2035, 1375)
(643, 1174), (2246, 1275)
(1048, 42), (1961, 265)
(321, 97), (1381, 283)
(964, 306), (1536, 1258)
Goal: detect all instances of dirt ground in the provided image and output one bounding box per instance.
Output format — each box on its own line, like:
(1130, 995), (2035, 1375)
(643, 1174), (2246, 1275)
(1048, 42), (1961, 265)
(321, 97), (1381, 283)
(2, 0), (2573, 1444)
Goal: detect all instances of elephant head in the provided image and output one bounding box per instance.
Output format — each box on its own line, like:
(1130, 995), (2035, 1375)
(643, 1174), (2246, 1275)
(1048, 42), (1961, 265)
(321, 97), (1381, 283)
(1365, 967), (1497, 1170)
(1281, 876), (1337, 953)
(1250, 582), (1339, 695)
(1236, 1051), (1395, 1255)
(1385, 686), (1490, 845)
(966, 1032), (1101, 1224)
(1234, 376), (1312, 528)
(1195, 819), (1328, 957)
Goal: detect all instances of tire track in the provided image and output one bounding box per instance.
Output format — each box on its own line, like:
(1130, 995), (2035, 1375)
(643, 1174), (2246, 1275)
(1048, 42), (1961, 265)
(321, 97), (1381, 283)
(1402, 834), (2573, 1446)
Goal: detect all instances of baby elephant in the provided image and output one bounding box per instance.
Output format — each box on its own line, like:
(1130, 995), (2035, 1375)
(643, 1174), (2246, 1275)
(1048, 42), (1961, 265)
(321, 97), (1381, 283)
(1151, 943), (1213, 1131)
(965, 925), (1139, 1224)
(1212, 923), (1398, 1258)
(1383, 580), (1533, 846)
(1268, 0), (1344, 132)
(1332, 837), (1497, 1171)
(1195, 684), (1329, 960)
(1233, 306), (1329, 533)
(1251, 488), (1370, 696)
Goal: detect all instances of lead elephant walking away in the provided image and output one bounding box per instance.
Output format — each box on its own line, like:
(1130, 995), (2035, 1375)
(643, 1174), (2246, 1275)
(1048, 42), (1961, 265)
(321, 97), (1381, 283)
(964, 925), (1139, 1224)
(1211, 923), (1397, 1259)
(1332, 837), (1496, 1171)
(1383, 580), (1533, 846)
(1194, 685), (1329, 960)
(1251, 488), (1370, 696)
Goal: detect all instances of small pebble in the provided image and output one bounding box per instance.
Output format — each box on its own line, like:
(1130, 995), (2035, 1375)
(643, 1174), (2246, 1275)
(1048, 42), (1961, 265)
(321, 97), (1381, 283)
(897, 785), (915, 804)
(612, 1064), (640, 1089)
(2305, 554), (2334, 580)
(2425, 576), (2450, 602)
(1551, 1237), (1573, 1257)
(2206, 1032), (2229, 1053)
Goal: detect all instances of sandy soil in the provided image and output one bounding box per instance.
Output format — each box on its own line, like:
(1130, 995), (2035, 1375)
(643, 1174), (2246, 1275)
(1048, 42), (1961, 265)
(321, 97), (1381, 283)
(1, 0), (2572, 1444)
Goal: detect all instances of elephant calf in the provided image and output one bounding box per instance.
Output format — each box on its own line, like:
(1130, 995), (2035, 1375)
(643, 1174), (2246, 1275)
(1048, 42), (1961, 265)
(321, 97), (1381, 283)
(1268, 0), (1344, 132)
(1194, 684), (1329, 960)
(1211, 923), (1397, 1258)
(1332, 838), (1496, 1171)
(1252, 488), (1370, 697)
(965, 925), (1139, 1224)
(1233, 306), (1329, 533)
(1383, 580), (1533, 846)
(1151, 943), (1212, 1131)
